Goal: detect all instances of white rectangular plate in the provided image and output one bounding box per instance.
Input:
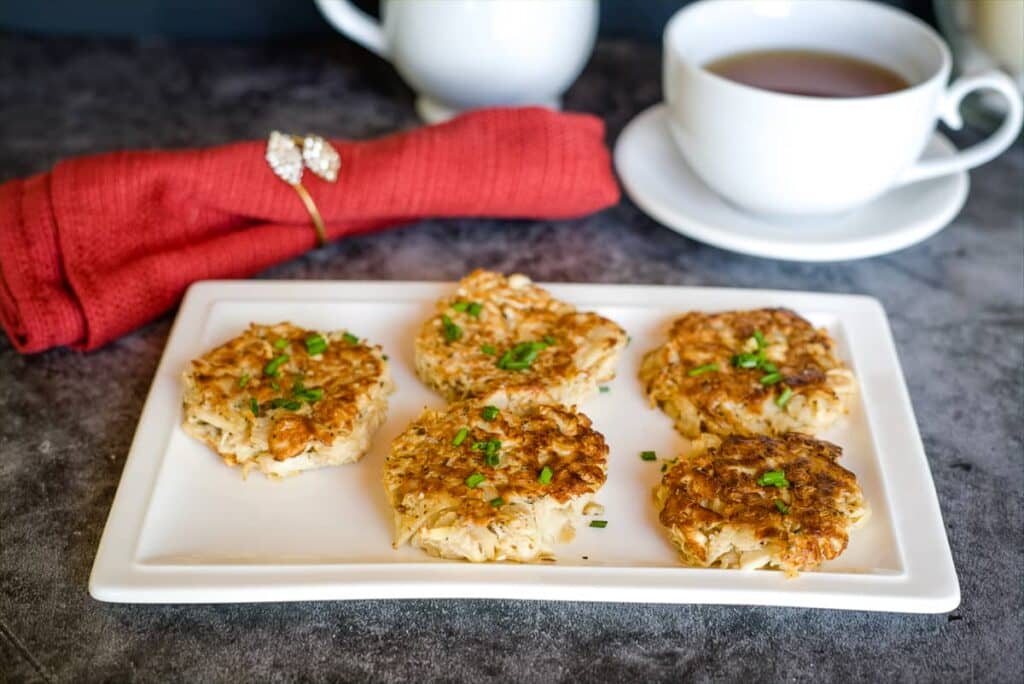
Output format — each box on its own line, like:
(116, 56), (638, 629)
(90, 280), (959, 611)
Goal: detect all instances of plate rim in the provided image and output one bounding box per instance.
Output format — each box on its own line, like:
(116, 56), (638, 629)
(89, 279), (960, 611)
(613, 104), (970, 262)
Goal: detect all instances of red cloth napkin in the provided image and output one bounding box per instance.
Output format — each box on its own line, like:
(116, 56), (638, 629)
(0, 107), (618, 353)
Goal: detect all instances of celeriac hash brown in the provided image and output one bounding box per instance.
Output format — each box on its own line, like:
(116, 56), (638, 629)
(415, 270), (627, 407)
(182, 322), (393, 478)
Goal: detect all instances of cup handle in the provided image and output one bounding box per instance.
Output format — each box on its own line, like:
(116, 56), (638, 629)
(896, 71), (1023, 186)
(314, 0), (389, 58)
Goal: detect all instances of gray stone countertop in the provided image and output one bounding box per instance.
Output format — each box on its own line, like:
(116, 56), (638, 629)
(1, 35), (1021, 683)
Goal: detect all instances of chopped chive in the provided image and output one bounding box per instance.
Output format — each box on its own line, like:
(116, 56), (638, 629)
(757, 469), (790, 488)
(270, 398), (302, 411)
(471, 441), (486, 451)
(589, 520), (608, 528)
(732, 352), (759, 369)
(542, 334), (556, 346)
(640, 450), (657, 462)
(467, 302), (483, 318)
(481, 405), (500, 421)
(453, 427), (469, 447)
(776, 386), (793, 407)
(687, 363), (719, 377)
(599, 385), (610, 393)
(775, 499), (789, 515)
(489, 497), (505, 508)
(238, 373), (250, 388)
(343, 332), (359, 345)
(538, 466), (553, 485)
(760, 362), (778, 373)
(274, 338), (288, 350)
(661, 463), (668, 472)
(271, 381), (280, 391)
(760, 372), (783, 385)
(465, 472), (485, 489)
(753, 330), (766, 348)
(441, 315), (462, 343)
(263, 354), (289, 377)
(249, 398), (259, 416)
(305, 334), (327, 356)
(497, 341), (549, 371)
(452, 301), (469, 313)
(294, 387), (323, 403)
(481, 344), (497, 356)
(485, 451), (500, 467)
(382, 354), (389, 361)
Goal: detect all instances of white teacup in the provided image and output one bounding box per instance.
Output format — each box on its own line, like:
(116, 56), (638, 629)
(663, 0), (1023, 216)
(315, 0), (599, 123)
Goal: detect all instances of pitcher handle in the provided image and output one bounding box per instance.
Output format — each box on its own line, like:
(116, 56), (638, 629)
(896, 70), (1023, 186)
(314, 0), (389, 59)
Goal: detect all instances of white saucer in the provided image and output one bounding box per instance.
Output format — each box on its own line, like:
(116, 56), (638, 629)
(614, 104), (970, 262)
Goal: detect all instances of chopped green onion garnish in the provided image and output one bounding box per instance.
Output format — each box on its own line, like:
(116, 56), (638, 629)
(471, 441), (486, 451)
(238, 373), (250, 388)
(441, 315), (462, 343)
(274, 338), (288, 350)
(589, 520), (608, 528)
(757, 469), (790, 488)
(775, 499), (789, 514)
(661, 463), (668, 472)
(760, 372), (783, 385)
(343, 332), (359, 345)
(452, 301), (469, 313)
(294, 387), (323, 403)
(467, 302), (483, 318)
(776, 386), (793, 407)
(484, 440), (501, 457)
(481, 405), (499, 421)
(497, 340), (549, 370)
(542, 334), (556, 346)
(640, 450), (657, 461)
(485, 451), (500, 467)
(250, 398), (259, 416)
(687, 363), (719, 377)
(481, 344), (496, 356)
(489, 497), (505, 508)
(599, 386), (610, 393)
(453, 427), (469, 447)
(760, 362), (778, 373)
(753, 330), (766, 348)
(270, 398), (302, 411)
(538, 466), (553, 485)
(732, 352), (759, 369)
(465, 472), (485, 488)
(305, 334), (327, 355)
(382, 354), (389, 361)
(263, 354), (289, 377)
(271, 381), (280, 391)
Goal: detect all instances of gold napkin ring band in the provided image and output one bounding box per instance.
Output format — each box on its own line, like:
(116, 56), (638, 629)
(265, 131), (341, 247)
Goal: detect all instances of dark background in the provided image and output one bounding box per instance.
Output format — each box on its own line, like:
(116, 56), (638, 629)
(1, 0), (938, 40)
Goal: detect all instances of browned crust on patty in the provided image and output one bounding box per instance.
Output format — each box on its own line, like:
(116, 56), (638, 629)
(639, 308), (856, 438)
(414, 270), (627, 406)
(385, 400), (608, 526)
(657, 433), (866, 574)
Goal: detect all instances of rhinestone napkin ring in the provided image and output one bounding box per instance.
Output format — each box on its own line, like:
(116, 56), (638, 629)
(265, 131), (341, 246)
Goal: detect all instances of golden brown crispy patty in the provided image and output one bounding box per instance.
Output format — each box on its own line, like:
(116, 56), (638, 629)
(384, 399), (608, 562)
(182, 322), (393, 478)
(415, 270), (627, 406)
(655, 433), (868, 575)
(639, 308), (856, 439)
